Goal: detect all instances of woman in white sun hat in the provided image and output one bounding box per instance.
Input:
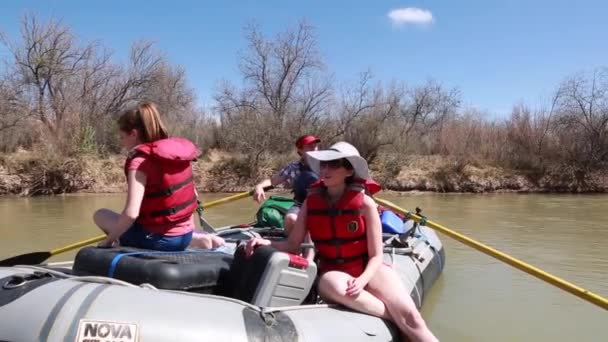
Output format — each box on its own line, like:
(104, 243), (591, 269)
(246, 142), (438, 342)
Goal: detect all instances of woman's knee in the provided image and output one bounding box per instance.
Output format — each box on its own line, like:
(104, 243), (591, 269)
(93, 208), (108, 224)
(93, 208), (104, 222)
(284, 213), (298, 233)
(317, 272), (349, 299)
(93, 208), (118, 231)
(285, 213), (297, 225)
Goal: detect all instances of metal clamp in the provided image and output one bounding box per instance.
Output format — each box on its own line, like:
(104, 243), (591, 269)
(3, 272), (53, 290)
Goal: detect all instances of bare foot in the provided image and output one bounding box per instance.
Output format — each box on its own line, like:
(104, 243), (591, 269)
(190, 232), (225, 249)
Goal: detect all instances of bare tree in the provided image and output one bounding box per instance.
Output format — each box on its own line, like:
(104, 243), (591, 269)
(395, 80), (461, 154)
(102, 41), (164, 116)
(437, 110), (485, 161)
(553, 68), (608, 187)
(504, 93), (560, 172)
(216, 20), (332, 158)
(0, 78), (32, 133)
(333, 71), (376, 136)
(332, 71), (401, 162)
(240, 21), (329, 121)
(1, 14), (202, 154)
(1, 14), (100, 139)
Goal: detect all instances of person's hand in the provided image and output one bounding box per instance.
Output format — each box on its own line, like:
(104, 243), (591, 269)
(97, 237), (115, 248)
(345, 276), (368, 297)
(245, 237), (271, 257)
(253, 185), (266, 204)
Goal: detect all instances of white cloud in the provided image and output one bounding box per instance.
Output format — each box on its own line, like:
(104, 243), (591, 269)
(388, 7), (434, 26)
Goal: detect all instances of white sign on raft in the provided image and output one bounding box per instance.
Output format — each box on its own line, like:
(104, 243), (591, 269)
(75, 319), (139, 342)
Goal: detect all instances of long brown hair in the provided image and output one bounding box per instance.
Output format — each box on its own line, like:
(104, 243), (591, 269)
(117, 102), (168, 143)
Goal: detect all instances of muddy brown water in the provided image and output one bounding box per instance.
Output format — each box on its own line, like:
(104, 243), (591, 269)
(1, 192), (606, 341)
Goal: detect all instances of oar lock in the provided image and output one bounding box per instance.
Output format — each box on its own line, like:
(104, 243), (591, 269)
(413, 207), (428, 226)
(3, 271), (54, 290)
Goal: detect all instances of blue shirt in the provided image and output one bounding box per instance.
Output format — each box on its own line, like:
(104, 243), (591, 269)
(278, 161), (305, 188)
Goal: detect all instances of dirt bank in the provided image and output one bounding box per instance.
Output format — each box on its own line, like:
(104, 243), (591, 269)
(1, 150), (606, 196)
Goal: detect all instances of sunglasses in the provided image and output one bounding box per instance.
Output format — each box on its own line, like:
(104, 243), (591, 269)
(320, 159), (346, 169)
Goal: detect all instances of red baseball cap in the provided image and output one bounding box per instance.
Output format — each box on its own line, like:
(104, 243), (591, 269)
(295, 135), (321, 148)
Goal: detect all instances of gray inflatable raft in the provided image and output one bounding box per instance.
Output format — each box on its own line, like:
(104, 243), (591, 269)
(0, 224), (445, 342)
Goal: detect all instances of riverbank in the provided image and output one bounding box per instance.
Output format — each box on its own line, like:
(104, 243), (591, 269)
(1, 150), (606, 196)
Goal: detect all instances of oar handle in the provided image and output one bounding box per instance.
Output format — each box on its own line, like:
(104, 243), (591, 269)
(196, 186), (276, 233)
(50, 235), (106, 255)
(374, 197), (608, 311)
(199, 186), (274, 210)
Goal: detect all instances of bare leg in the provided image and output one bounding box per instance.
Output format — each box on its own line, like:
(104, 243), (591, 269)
(317, 271), (390, 319)
(93, 208), (121, 235)
(190, 232), (209, 249)
(284, 212), (297, 235)
(92, 208), (121, 246)
(366, 265), (439, 342)
(189, 232), (225, 249)
(302, 232), (315, 261)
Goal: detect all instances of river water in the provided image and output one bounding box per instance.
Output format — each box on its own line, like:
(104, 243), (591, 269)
(0, 192), (606, 341)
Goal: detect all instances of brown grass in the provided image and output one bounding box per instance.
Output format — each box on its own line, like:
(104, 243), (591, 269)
(1, 150), (606, 196)
(0, 151), (89, 195)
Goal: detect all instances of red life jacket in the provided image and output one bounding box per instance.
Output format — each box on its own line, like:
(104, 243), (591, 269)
(363, 179), (381, 195)
(306, 180), (368, 276)
(124, 137), (200, 232)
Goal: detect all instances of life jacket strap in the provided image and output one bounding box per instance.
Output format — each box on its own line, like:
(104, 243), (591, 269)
(307, 208), (362, 216)
(313, 236), (366, 246)
(145, 196), (198, 218)
(145, 176), (194, 198)
(319, 252), (369, 265)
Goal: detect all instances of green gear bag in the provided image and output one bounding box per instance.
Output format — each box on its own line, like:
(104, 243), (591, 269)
(255, 195), (295, 228)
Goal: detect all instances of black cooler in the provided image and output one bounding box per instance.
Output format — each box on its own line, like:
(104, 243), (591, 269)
(73, 246), (234, 293)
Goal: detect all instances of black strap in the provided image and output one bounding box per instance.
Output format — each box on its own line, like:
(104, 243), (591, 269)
(268, 196), (296, 203)
(307, 208), (361, 216)
(148, 196), (198, 218)
(145, 176), (194, 198)
(319, 252), (369, 265)
(266, 204), (291, 215)
(313, 235), (366, 246)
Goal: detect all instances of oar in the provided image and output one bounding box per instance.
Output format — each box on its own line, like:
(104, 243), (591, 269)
(374, 197), (608, 311)
(0, 235), (108, 268)
(0, 187), (272, 267)
(196, 186), (274, 233)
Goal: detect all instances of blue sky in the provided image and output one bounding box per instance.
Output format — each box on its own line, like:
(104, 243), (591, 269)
(1, 0), (607, 117)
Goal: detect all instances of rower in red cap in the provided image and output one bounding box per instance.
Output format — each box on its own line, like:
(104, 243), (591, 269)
(253, 135), (321, 234)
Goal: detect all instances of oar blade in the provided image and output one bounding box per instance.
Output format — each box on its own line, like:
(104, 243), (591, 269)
(0, 251), (52, 267)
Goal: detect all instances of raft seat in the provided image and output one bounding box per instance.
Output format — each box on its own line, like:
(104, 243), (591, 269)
(72, 247), (234, 293)
(225, 245), (317, 307)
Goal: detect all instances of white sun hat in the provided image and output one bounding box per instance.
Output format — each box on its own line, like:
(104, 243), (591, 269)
(306, 141), (369, 180)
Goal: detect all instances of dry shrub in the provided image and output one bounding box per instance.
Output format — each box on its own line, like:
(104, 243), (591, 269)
(369, 152), (406, 188)
(202, 150), (297, 192)
(203, 154), (260, 192)
(431, 159), (472, 192)
(0, 151), (93, 195)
